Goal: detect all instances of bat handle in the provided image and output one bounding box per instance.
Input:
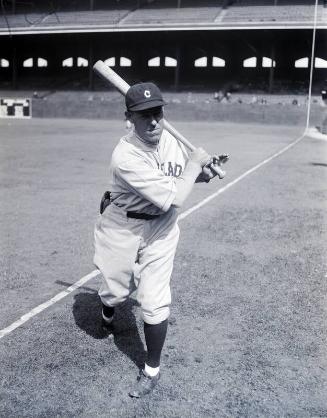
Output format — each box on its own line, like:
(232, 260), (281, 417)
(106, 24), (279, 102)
(210, 164), (226, 179)
(163, 120), (195, 151)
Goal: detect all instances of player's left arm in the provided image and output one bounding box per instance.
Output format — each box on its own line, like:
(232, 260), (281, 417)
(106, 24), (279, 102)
(160, 130), (229, 183)
(196, 154), (229, 183)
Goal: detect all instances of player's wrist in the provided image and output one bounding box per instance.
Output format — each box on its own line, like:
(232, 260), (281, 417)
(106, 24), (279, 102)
(186, 160), (203, 172)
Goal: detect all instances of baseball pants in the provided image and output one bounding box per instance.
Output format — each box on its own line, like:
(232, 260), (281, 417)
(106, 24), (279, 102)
(93, 203), (180, 325)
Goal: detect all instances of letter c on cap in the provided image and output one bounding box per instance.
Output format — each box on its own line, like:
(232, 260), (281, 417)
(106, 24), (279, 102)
(144, 90), (151, 98)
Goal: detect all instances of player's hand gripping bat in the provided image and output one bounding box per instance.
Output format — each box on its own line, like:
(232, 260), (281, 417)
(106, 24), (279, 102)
(93, 60), (228, 179)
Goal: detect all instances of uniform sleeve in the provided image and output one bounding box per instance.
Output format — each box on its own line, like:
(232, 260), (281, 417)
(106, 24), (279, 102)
(115, 159), (177, 212)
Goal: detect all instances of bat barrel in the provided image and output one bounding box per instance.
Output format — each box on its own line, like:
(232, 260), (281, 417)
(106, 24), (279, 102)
(93, 61), (130, 95)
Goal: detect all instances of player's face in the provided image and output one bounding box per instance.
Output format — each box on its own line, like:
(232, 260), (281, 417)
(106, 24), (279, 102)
(131, 107), (164, 145)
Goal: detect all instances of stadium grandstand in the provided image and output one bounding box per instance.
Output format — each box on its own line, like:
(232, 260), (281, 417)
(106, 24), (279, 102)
(0, 0), (326, 31)
(0, 0), (326, 97)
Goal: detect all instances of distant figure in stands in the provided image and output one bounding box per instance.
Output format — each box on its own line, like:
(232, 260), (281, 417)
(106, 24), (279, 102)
(321, 82), (327, 102)
(214, 90), (231, 103)
(214, 91), (223, 102)
(321, 81), (327, 134)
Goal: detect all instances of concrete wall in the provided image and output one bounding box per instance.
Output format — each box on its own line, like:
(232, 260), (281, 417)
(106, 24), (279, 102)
(29, 91), (326, 127)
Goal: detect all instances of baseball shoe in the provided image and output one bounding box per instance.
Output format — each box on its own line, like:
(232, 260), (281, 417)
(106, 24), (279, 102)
(129, 369), (160, 398)
(101, 304), (115, 329)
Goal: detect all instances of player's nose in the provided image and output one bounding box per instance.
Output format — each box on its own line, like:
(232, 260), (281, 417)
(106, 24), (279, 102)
(150, 118), (157, 127)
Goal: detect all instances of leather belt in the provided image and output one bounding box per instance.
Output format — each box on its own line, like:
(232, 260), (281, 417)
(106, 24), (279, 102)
(127, 211), (160, 220)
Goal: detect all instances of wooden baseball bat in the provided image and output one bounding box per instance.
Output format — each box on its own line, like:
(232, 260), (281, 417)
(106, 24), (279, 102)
(93, 60), (226, 179)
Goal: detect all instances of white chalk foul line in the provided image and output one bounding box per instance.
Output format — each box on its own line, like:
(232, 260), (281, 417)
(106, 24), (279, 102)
(0, 132), (306, 340)
(180, 132), (306, 220)
(0, 270), (99, 339)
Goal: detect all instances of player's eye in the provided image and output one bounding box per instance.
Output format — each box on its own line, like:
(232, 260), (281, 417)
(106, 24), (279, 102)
(140, 107), (163, 120)
(154, 110), (163, 118)
(151, 109), (163, 120)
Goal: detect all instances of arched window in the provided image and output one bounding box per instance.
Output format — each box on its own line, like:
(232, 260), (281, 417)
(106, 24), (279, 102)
(262, 57), (276, 68)
(148, 57), (160, 67)
(295, 57), (308, 68)
(120, 57), (131, 67)
(104, 57), (115, 67)
(0, 58), (9, 67)
(212, 57), (225, 67)
(243, 57), (257, 68)
(37, 58), (48, 67)
(165, 57), (177, 67)
(77, 57), (88, 67)
(23, 58), (33, 68)
(194, 57), (207, 67)
(315, 57), (327, 68)
(62, 57), (73, 67)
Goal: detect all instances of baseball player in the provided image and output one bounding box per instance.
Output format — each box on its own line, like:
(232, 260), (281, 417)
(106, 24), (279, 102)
(93, 82), (226, 398)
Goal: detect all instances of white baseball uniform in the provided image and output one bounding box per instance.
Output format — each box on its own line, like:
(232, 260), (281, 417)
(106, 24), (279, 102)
(93, 128), (188, 325)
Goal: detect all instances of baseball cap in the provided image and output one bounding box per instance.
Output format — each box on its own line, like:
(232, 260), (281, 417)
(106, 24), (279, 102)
(125, 82), (167, 111)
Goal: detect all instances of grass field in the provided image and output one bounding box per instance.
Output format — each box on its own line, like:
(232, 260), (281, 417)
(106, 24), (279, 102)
(0, 117), (326, 417)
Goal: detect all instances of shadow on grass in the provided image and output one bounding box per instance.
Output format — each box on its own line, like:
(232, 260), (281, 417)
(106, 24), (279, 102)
(310, 162), (327, 168)
(72, 291), (145, 368)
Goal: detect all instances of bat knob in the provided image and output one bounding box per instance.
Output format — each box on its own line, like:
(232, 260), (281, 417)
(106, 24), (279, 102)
(217, 169), (226, 179)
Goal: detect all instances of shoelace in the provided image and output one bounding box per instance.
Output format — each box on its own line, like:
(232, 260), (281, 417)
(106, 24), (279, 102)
(140, 371), (156, 386)
(141, 373), (151, 384)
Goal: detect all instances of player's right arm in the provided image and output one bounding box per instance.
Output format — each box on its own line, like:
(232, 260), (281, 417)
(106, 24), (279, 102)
(172, 148), (211, 208)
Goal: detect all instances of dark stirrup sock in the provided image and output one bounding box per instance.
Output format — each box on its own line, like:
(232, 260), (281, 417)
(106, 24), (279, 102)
(144, 319), (168, 368)
(102, 304), (115, 319)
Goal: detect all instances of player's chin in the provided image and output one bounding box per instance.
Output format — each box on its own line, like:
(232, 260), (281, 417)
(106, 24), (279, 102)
(146, 130), (162, 144)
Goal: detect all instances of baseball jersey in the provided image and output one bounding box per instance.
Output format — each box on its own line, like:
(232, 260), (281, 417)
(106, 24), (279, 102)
(108, 129), (189, 215)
